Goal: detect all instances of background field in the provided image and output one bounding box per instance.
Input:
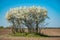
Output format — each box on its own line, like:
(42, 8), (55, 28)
(0, 28), (60, 40)
(0, 28), (60, 36)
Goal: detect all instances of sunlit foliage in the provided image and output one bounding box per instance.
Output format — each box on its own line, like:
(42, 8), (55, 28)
(6, 6), (47, 33)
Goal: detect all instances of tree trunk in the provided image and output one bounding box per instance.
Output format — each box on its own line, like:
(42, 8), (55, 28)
(28, 27), (31, 33)
(12, 20), (16, 34)
(36, 21), (38, 33)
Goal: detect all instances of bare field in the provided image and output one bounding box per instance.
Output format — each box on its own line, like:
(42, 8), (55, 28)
(41, 29), (60, 36)
(0, 28), (60, 36)
(0, 29), (11, 35)
(0, 28), (60, 40)
(19, 28), (60, 36)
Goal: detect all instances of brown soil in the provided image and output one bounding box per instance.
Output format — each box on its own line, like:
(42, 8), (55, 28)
(41, 29), (60, 36)
(0, 28), (60, 40)
(0, 29), (11, 35)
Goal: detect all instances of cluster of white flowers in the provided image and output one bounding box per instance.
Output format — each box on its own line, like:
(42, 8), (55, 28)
(6, 6), (47, 21)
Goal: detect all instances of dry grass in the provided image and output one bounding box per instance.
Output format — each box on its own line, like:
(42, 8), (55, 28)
(0, 36), (60, 40)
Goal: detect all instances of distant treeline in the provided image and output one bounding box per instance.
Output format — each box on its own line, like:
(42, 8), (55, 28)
(0, 26), (11, 29)
(0, 26), (60, 29)
(0, 26), (4, 28)
(42, 27), (60, 29)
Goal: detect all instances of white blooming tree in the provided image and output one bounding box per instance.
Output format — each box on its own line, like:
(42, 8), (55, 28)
(6, 6), (48, 33)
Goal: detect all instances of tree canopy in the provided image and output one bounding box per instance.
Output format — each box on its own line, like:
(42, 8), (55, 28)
(6, 6), (48, 33)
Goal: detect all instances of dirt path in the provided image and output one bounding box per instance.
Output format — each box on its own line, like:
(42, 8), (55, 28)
(0, 35), (60, 40)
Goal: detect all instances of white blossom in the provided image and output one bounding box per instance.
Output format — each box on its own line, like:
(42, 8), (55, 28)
(6, 6), (47, 21)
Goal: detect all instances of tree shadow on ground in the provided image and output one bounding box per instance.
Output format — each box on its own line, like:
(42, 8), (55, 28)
(35, 33), (60, 37)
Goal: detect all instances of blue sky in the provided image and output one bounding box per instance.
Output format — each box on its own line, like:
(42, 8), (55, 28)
(0, 0), (60, 27)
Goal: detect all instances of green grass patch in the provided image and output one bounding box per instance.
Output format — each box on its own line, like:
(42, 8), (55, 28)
(10, 32), (44, 37)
